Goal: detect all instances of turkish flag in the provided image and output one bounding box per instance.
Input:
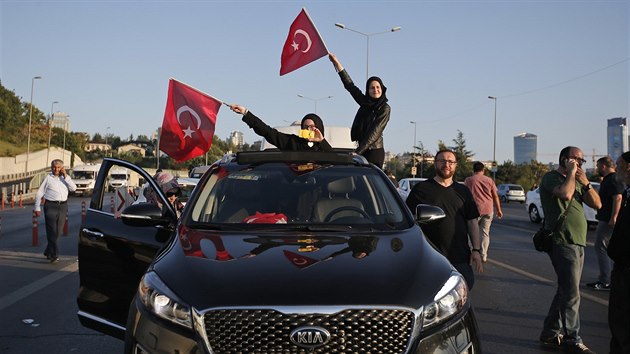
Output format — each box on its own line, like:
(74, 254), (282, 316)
(280, 8), (328, 76)
(160, 79), (221, 162)
(283, 250), (319, 269)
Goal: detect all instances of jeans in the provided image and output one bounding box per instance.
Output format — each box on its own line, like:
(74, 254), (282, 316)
(609, 265), (630, 354)
(594, 221), (613, 284)
(477, 214), (494, 261)
(541, 243), (584, 345)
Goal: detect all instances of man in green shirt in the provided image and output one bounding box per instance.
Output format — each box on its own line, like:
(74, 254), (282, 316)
(539, 146), (601, 354)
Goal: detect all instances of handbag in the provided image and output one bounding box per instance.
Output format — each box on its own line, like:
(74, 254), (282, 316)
(532, 197), (574, 252)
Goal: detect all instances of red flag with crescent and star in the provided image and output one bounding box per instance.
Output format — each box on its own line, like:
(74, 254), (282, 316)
(160, 79), (221, 162)
(283, 250), (319, 269)
(280, 8), (328, 76)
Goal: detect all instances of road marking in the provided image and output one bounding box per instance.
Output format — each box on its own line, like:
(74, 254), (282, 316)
(0, 251), (78, 312)
(487, 258), (608, 307)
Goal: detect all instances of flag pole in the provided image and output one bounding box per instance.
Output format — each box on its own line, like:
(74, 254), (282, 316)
(169, 77), (226, 104)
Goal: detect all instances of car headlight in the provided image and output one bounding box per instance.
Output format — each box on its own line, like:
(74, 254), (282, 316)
(137, 271), (192, 329)
(421, 273), (468, 330)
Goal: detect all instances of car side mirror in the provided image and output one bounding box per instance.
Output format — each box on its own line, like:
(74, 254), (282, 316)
(121, 203), (172, 227)
(415, 204), (446, 224)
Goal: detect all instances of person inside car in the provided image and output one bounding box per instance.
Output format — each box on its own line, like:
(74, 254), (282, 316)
(228, 104), (333, 152)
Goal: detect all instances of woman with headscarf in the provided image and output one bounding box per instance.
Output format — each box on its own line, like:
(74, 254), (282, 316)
(229, 104), (332, 152)
(329, 53), (391, 168)
(149, 171), (184, 217)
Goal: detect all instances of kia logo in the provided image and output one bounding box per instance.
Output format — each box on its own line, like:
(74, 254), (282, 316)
(289, 326), (331, 349)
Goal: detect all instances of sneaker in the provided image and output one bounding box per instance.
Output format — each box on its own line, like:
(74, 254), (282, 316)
(563, 342), (596, 354)
(540, 334), (563, 348)
(50, 257), (59, 264)
(586, 281), (610, 291)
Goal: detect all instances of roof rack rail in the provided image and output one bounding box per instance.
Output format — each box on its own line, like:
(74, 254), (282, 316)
(235, 151), (367, 165)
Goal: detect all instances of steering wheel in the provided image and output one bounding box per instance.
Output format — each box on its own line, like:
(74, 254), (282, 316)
(323, 206), (371, 222)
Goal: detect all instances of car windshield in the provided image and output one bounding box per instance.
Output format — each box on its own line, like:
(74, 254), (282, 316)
(188, 162), (412, 230)
(111, 174), (127, 180)
(73, 171), (94, 179)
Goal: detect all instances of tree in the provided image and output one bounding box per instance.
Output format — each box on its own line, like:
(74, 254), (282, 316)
(450, 130), (474, 181)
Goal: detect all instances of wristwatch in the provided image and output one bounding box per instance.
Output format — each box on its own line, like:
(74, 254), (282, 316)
(584, 183), (592, 191)
(472, 248), (482, 254)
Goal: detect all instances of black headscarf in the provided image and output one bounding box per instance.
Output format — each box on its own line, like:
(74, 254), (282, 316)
(301, 113), (325, 135)
(364, 76), (388, 109)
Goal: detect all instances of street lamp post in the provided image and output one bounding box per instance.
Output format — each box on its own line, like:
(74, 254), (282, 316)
(47, 100), (59, 164)
(105, 126), (111, 157)
(297, 94), (333, 113)
(488, 96), (497, 180)
(334, 23), (401, 81)
(62, 115), (70, 163)
(410, 121), (417, 178)
(26, 76), (42, 173)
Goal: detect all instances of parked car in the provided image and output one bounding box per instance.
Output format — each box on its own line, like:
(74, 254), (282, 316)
(525, 183), (599, 227)
(397, 177), (427, 201)
(497, 183), (526, 203)
(77, 153), (481, 353)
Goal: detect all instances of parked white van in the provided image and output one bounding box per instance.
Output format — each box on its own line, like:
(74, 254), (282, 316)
(108, 167), (130, 192)
(71, 164), (102, 196)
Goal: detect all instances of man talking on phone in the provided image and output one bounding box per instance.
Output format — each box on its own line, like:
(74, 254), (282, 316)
(538, 146), (601, 354)
(34, 159), (77, 264)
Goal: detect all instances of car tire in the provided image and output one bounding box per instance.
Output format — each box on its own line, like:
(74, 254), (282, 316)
(529, 205), (542, 223)
(501, 196), (508, 203)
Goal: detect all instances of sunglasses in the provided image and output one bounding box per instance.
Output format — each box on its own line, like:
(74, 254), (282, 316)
(166, 191), (180, 197)
(568, 156), (587, 165)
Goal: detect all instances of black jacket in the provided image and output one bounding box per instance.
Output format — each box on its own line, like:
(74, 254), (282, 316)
(338, 69), (391, 155)
(242, 112), (333, 152)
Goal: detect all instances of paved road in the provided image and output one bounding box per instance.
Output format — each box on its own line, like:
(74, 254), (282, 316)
(0, 200), (611, 353)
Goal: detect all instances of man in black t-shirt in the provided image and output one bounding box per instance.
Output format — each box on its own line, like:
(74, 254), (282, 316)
(607, 151), (630, 354)
(406, 149), (483, 289)
(587, 156), (624, 291)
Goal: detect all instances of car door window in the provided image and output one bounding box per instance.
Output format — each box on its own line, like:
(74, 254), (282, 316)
(98, 167), (146, 215)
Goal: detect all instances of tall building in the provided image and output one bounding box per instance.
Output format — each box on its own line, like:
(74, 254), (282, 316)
(607, 117), (628, 162)
(51, 111), (70, 131)
(514, 132), (537, 164)
(230, 131), (244, 147)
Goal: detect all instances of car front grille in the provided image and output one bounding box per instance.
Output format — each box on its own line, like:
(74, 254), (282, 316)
(203, 308), (414, 353)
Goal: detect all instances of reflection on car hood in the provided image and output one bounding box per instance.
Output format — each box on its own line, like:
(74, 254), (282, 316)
(152, 227), (452, 310)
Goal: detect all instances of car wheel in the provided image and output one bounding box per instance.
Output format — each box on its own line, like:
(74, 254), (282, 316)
(501, 196), (508, 203)
(529, 205), (542, 223)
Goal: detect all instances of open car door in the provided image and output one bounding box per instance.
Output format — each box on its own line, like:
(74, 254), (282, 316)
(76, 158), (177, 339)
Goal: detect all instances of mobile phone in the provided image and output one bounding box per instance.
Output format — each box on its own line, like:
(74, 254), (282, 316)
(299, 129), (314, 139)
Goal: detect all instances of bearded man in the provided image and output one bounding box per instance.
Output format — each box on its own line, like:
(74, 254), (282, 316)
(406, 149), (483, 289)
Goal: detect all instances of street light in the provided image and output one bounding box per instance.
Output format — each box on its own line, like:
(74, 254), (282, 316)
(410, 121), (417, 178)
(26, 76), (42, 173)
(335, 23), (401, 81)
(488, 96), (497, 180)
(297, 94), (333, 113)
(105, 126), (111, 157)
(62, 115), (70, 163)
(47, 100), (59, 164)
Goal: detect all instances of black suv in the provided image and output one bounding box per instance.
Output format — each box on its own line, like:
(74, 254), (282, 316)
(77, 151), (481, 353)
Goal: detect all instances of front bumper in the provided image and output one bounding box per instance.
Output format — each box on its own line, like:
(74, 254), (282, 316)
(127, 298), (481, 354)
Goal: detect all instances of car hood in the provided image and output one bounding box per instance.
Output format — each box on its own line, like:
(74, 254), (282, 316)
(153, 226), (453, 311)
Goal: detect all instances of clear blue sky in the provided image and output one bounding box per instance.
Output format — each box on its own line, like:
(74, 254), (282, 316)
(2, 1), (628, 168)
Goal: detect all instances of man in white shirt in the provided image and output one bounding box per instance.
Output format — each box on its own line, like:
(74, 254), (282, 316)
(34, 159), (77, 263)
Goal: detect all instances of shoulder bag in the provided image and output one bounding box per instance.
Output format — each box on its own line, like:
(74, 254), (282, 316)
(533, 197), (574, 252)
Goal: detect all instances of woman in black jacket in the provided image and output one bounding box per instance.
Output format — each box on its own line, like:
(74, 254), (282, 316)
(329, 53), (391, 168)
(229, 104), (332, 152)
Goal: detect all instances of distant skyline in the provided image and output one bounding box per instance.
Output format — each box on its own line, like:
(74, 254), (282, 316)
(2, 1), (628, 169)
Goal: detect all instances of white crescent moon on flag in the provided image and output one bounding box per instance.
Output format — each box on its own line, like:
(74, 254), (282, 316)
(294, 29), (312, 53)
(176, 105), (202, 138)
(292, 257), (308, 265)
